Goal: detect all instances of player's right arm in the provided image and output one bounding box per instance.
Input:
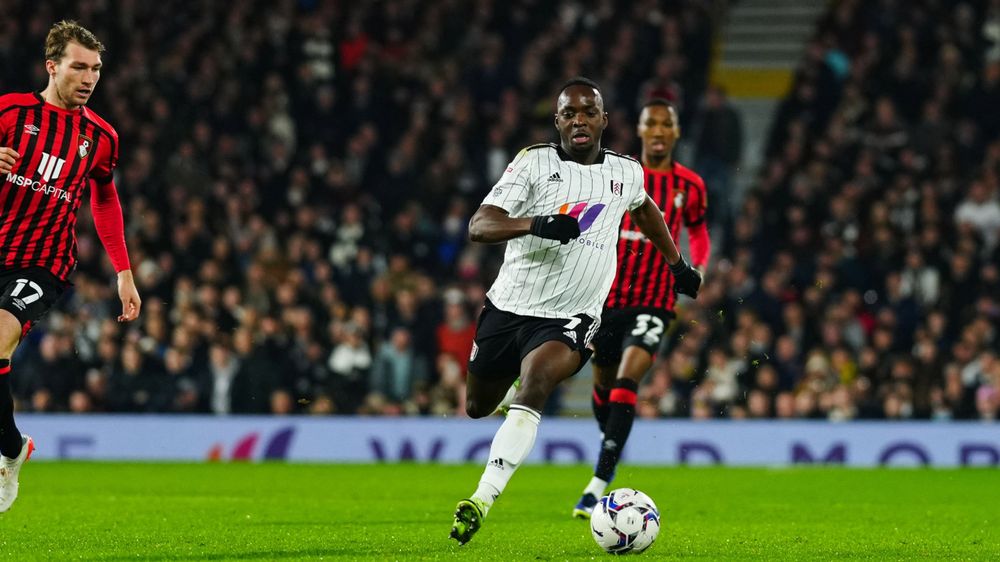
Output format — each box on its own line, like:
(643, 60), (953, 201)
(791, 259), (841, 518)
(469, 147), (580, 244)
(0, 98), (18, 174)
(468, 204), (533, 243)
(0, 95), (17, 173)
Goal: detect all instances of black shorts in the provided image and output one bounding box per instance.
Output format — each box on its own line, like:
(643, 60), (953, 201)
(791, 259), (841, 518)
(467, 299), (597, 380)
(0, 267), (70, 337)
(591, 307), (675, 368)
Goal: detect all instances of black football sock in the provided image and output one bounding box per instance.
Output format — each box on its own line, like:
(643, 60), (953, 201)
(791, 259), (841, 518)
(594, 378), (638, 482)
(0, 359), (23, 459)
(592, 385), (611, 433)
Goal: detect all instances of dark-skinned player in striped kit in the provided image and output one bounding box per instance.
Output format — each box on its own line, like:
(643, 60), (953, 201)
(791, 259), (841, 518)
(449, 79), (701, 545)
(573, 98), (711, 518)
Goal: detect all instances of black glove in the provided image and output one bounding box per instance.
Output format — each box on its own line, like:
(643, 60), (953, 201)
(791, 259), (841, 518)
(669, 256), (702, 298)
(530, 214), (581, 244)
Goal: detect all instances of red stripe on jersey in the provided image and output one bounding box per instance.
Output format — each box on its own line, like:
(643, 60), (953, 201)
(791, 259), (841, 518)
(606, 161), (708, 312)
(33, 119), (97, 267)
(636, 173), (668, 306)
(0, 107), (52, 258)
(0, 94), (119, 281)
(11, 112), (73, 265)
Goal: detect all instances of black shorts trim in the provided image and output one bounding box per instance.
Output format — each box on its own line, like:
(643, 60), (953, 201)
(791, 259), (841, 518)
(468, 300), (596, 380)
(591, 307), (675, 368)
(0, 266), (70, 335)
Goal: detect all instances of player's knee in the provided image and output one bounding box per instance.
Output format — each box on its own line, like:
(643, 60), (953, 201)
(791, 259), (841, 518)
(0, 309), (21, 358)
(512, 376), (550, 410)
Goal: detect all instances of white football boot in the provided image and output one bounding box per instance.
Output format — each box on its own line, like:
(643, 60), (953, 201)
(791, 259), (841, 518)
(0, 435), (35, 513)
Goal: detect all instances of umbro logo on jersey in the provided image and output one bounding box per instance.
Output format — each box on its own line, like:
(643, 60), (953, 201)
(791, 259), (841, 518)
(37, 152), (66, 183)
(547, 172), (563, 182)
(23, 124), (39, 136)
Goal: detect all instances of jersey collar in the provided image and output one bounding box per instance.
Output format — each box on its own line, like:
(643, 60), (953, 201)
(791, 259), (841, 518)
(34, 92), (84, 115)
(555, 144), (605, 165)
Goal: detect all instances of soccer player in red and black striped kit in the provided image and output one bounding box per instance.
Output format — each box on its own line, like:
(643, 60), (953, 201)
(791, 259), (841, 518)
(573, 98), (710, 518)
(0, 21), (140, 512)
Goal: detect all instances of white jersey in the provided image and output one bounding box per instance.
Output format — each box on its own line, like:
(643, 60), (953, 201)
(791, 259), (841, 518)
(481, 143), (646, 320)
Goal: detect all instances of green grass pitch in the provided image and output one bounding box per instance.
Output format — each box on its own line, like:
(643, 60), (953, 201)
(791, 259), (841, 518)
(0, 463), (997, 560)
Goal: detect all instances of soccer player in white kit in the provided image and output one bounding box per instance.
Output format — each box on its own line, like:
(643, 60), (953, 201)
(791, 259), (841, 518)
(449, 78), (702, 545)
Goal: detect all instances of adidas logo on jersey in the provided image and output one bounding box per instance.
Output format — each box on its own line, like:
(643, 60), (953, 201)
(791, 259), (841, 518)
(547, 172), (563, 182)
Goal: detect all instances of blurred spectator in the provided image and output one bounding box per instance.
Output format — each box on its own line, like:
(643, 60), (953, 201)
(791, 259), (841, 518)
(107, 342), (170, 413)
(201, 340), (241, 415)
(694, 85), (743, 232)
(0, 0), (995, 423)
(327, 322), (372, 413)
(368, 328), (429, 408)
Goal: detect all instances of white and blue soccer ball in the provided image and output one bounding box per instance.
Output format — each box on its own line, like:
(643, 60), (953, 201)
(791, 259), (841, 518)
(589, 488), (661, 554)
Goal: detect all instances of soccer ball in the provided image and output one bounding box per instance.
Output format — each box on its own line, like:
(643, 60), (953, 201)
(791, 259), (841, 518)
(589, 488), (661, 554)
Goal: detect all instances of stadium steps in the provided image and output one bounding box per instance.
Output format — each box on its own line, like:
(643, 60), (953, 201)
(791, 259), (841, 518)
(705, 0), (826, 200)
(714, 0), (826, 95)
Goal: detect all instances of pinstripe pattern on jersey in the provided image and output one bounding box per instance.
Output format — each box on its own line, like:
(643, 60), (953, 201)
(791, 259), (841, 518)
(480, 145), (645, 320)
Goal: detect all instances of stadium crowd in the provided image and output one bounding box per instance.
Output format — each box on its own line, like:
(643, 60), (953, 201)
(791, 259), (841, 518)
(2, 0), (998, 422)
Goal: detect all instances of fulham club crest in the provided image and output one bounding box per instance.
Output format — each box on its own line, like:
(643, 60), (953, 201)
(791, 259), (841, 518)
(78, 134), (92, 158)
(610, 180), (623, 197)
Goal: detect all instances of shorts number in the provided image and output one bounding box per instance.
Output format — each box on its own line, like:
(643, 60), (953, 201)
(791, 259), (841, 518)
(630, 314), (664, 346)
(11, 279), (44, 305)
(564, 317), (581, 330)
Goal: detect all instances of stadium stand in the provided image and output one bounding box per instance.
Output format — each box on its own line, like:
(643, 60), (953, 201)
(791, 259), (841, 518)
(2, 0), (997, 422)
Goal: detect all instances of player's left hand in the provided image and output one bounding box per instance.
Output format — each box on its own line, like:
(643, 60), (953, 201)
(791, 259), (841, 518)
(669, 256), (702, 298)
(116, 269), (142, 322)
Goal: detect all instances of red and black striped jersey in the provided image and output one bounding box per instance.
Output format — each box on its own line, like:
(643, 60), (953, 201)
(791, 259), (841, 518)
(0, 92), (118, 281)
(606, 161), (708, 311)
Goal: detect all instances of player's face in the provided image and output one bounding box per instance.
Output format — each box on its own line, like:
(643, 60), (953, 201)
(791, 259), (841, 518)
(49, 41), (102, 108)
(555, 86), (608, 154)
(637, 105), (680, 158)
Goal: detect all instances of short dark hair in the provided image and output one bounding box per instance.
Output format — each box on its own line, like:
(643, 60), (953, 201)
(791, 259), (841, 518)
(559, 76), (602, 95)
(641, 97), (677, 113)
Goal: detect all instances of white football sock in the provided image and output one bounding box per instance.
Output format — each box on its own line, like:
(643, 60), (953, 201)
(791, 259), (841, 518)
(584, 476), (608, 498)
(472, 404), (541, 514)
